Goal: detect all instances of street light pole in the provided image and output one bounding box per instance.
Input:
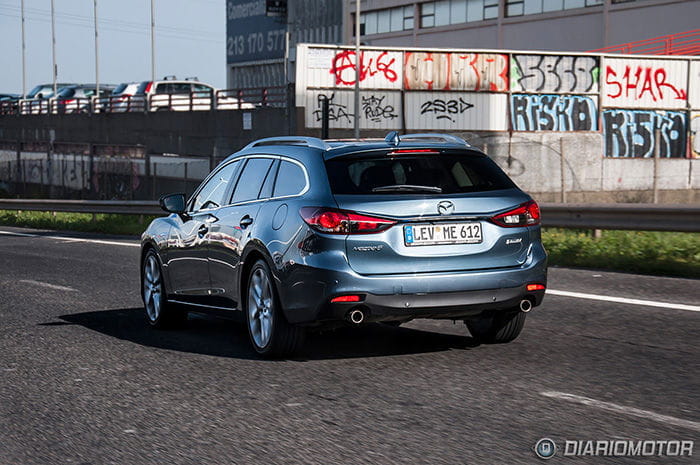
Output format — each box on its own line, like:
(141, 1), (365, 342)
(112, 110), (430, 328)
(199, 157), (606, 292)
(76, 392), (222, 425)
(150, 0), (156, 82)
(94, 0), (99, 97)
(20, 0), (27, 98)
(353, 0), (360, 140)
(50, 0), (57, 96)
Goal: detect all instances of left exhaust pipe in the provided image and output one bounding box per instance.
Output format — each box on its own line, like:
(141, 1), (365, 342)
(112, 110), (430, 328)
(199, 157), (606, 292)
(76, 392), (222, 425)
(519, 299), (533, 313)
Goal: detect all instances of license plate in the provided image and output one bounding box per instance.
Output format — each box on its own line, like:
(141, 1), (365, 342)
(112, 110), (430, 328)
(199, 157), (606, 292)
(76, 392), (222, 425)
(404, 222), (483, 246)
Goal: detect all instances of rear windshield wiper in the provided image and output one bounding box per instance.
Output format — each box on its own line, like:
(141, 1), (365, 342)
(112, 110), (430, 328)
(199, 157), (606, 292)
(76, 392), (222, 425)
(371, 184), (443, 193)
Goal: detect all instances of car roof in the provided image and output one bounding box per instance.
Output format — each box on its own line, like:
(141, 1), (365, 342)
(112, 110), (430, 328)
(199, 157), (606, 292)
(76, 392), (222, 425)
(226, 133), (478, 164)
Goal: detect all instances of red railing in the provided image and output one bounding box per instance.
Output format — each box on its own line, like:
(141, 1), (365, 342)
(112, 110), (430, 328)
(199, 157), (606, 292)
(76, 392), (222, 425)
(589, 29), (700, 56)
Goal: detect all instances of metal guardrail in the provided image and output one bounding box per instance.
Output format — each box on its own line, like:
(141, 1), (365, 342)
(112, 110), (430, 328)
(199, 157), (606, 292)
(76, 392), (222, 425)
(0, 199), (162, 216)
(539, 203), (700, 232)
(0, 86), (288, 116)
(0, 199), (698, 232)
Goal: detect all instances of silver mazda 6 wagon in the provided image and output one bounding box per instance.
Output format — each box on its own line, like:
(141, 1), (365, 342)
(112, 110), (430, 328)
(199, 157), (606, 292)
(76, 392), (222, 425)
(141, 132), (547, 356)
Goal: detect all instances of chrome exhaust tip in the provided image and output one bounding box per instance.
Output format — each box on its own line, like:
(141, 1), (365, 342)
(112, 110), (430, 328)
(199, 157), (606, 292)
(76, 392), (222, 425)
(519, 299), (533, 313)
(347, 309), (365, 324)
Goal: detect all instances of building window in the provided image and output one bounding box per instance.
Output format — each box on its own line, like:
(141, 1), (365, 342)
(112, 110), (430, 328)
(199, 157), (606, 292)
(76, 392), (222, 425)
(361, 6), (414, 35)
(506, 0), (603, 17)
(421, 0), (499, 28)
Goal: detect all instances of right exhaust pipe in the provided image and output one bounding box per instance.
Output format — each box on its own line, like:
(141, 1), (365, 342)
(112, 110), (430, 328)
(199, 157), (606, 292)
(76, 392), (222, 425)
(519, 299), (533, 313)
(347, 308), (365, 324)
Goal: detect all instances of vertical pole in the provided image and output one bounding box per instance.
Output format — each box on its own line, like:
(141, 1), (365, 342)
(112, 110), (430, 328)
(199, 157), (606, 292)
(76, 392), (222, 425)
(20, 0), (27, 99)
(94, 0), (99, 99)
(50, 0), (57, 96)
(320, 97), (330, 139)
(353, 0), (360, 140)
(183, 162), (188, 194)
(560, 138), (567, 203)
(152, 162), (157, 200)
(653, 127), (660, 204)
(150, 0), (156, 82)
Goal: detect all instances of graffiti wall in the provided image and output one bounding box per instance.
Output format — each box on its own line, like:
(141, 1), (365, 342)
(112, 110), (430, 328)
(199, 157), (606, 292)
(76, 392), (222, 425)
(305, 90), (401, 129)
(691, 112), (700, 159)
(510, 55), (599, 94)
(296, 45), (698, 157)
(602, 58), (688, 110)
(405, 92), (508, 131)
(404, 52), (508, 91)
(511, 94), (598, 131)
(602, 109), (687, 158)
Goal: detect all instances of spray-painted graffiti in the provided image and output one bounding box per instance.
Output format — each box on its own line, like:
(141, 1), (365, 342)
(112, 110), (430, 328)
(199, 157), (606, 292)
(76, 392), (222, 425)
(603, 109), (687, 158)
(689, 61), (700, 109)
(305, 90), (401, 129)
(311, 93), (354, 125)
(361, 95), (398, 122)
(329, 50), (401, 87)
(420, 97), (474, 122)
(691, 112), (700, 158)
(511, 55), (599, 93)
(510, 94), (598, 131)
(404, 53), (508, 91)
(405, 92), (508, 131)
(603, 58), (688, 109)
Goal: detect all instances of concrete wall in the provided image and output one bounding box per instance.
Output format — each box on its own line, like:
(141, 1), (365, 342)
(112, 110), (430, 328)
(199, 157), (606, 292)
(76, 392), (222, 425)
(0, 109), (291, 158)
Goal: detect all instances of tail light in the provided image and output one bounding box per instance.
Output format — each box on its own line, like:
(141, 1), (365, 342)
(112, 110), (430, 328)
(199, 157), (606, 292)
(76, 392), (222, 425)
(144, 82), (153, 93)
(300, 207), (396, 234)
(491, 200), (540, 227)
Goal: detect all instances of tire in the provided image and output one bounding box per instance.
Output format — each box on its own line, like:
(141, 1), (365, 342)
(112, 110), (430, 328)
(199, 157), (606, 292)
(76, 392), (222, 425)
(465, 310), (526, 344)
(245, 259), (305, 357)
(142, 250), (187, 328)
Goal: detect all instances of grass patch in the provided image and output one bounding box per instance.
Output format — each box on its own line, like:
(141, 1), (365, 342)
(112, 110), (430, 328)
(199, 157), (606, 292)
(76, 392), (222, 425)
(543, 229), (700, 279)
(0, 210), (698, 278)
(0, 210), (158, 236)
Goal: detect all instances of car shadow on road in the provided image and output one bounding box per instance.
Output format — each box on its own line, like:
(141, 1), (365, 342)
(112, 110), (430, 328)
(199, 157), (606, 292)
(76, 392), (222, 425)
(54, 307), (479, 361)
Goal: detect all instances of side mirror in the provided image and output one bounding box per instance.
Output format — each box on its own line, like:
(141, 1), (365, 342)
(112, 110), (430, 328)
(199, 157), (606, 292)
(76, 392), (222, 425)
(159, 193), (187, 214)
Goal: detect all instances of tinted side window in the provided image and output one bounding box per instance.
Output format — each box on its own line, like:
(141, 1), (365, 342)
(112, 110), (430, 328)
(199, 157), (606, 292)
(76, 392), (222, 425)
(232, 158), (274, 203)
(258, 160), (280, 200)
(191, 160), (240, 211)
(273, 161), (306, 197)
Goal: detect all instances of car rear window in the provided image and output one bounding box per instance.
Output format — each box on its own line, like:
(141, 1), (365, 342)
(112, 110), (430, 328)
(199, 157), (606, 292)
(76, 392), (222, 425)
(325, 151), (516, 195)
(113, 83), (128, 95)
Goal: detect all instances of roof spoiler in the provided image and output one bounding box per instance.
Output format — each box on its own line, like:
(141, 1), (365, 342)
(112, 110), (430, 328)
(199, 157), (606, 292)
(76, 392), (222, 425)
(385, 131), (470, 147)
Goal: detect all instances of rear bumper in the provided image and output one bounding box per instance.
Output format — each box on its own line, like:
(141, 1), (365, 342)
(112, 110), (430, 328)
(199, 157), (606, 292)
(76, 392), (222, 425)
(279, 245), (547, 325)
(321, 284), (545, 323)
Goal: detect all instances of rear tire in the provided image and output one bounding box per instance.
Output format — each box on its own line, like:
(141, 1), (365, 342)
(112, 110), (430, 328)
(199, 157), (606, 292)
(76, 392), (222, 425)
(245, 259), (305, 357)
(465, 310), (526, 344)
(142, 250), (187, 329)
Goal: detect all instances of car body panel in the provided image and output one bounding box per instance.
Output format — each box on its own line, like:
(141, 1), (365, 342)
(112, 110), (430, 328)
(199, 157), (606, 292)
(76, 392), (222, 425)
(141, 134), (547, 328)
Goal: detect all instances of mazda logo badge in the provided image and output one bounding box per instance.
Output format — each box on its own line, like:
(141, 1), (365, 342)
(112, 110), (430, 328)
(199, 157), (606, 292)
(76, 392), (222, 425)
(437, 201), (454, 215)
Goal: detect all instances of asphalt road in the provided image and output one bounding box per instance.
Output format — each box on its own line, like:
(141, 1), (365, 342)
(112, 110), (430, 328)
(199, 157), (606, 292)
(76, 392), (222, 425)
(0, 226), (697, 465)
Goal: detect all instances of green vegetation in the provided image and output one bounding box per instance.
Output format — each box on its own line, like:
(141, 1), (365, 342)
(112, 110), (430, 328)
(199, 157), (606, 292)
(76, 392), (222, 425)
(0, 210), (698, 278)
(543, 229), (700, 279)
(0, 210), (158, 236)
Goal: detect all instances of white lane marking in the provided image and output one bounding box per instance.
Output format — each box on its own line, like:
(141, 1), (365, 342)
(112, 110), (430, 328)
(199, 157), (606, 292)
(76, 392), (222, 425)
(0, 229), (139, 248)
(541, 391), (700, 432)
(547, 289), (700, 313)
(18, 279), (78, 292)
(0, 230), (36, 237)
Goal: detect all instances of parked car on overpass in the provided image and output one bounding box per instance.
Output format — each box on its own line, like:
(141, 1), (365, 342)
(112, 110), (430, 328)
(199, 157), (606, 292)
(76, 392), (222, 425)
(133, 76), (253, 112)
(141, 132), (547, 356)
(19, 83), (77, 114)
(106, 82), (141, 112)
(53, 84), (116, 114)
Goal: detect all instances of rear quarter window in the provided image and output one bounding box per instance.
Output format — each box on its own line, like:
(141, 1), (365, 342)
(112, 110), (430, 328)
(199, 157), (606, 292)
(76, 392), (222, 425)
(325, 151), (516, 195)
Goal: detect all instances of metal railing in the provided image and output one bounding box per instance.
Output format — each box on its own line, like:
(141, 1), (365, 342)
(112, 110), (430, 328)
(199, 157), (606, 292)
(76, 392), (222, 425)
(0, 86), (288, 116)
(588, 29), (700, 56)
(0, 199), (698, 232)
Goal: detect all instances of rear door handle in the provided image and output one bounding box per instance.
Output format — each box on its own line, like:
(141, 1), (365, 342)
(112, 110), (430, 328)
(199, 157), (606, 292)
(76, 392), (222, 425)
(240, 215), (254, 228)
